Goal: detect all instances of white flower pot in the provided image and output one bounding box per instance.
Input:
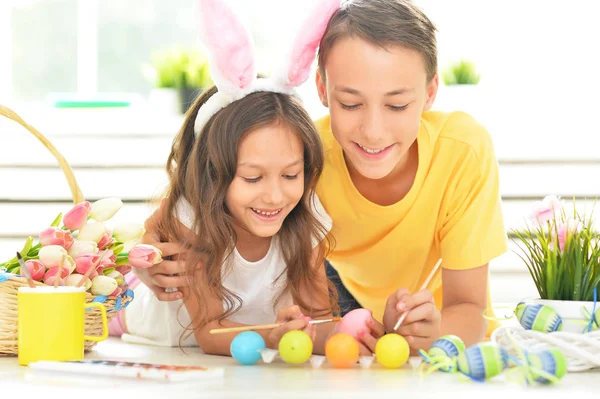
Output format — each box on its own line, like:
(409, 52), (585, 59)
(148, 88), (180, 116)
(531, 298), (598, 334)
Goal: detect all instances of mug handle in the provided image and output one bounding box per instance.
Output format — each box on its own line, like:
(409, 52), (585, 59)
(83, 302), (109, 342)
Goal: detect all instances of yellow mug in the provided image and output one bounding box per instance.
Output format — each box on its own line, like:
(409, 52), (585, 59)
(18, 286), (108, 366)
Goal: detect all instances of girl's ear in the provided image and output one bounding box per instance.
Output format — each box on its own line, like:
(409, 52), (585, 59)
(272, 0), (340, 88)
(197, 0), (256, 95)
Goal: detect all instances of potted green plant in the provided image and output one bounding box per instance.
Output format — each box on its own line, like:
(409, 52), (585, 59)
(441, 60), (481, 86)
(177, 50), (213, 114)
(435, 59), (481, 114)
(512, 195), (600, 333)
(144, 48), (213, 114)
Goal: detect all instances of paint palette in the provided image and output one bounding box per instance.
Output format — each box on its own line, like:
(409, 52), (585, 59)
(28, 360), (224, 382)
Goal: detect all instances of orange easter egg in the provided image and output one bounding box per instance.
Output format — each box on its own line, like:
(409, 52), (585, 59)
(325, 333), (360, 368)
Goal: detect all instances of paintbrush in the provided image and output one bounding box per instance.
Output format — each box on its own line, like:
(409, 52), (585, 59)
(394, 258), (443, 331)
(54, 253), (66, 288)
(16, 252), (36, 289)
(209, 317), (343, 334)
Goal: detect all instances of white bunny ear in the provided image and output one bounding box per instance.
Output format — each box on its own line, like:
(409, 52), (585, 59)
(272, 0), (340, 88)
(197, 0), (256, 95)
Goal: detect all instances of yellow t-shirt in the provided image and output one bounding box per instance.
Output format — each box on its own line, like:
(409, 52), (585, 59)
(315, 110), (508, 336)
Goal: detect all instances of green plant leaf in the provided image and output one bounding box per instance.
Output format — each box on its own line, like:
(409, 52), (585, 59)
(50, 212), (63, 227)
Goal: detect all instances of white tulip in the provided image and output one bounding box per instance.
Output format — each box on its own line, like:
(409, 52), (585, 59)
(91, 275), (118, 296)
(65, 274), (92, 291)
(113, 223), (145, 243)
(104, 270), (124, 285)
(78, 222), (106, 243)
(90, 197), (123, 222)
(38, 245), (68, 269)
(64, 255), (76, 273)
(68, 240), (99, 258)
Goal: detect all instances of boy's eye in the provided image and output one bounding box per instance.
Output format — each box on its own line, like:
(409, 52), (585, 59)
(243, 177), (261, 183)
(283, 174), (299, 180)
(340, 103), (360, 110)
(388, 104), (409, 111)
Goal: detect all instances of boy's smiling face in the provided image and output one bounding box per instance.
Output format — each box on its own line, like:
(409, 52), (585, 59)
(317, 37), (438, 180)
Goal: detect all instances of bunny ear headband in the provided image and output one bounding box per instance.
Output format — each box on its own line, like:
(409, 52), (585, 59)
(194, 0), (340, 135)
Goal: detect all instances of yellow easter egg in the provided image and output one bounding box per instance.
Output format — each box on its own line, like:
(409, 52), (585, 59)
(278, 330), (313, 365)
(375, 333), (410, 369)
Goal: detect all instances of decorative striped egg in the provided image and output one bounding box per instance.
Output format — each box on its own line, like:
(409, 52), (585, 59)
(515, 302), (563, 333)
(427, 335), (465, 371)
(527, 348), (567, 384)
(457, 343), (509, 381)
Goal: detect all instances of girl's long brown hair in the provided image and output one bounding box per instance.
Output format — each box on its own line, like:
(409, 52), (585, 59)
(155, 86), (337, 338)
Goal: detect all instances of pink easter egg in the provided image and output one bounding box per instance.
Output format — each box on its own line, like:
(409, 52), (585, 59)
(336, 309), (372, 340)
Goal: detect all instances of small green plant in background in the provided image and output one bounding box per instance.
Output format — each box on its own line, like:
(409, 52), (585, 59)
(441, 60), (481, 85)
(143, 48), (213, 89)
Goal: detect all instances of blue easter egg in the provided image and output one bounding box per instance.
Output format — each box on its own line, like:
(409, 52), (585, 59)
(230, 331), (266, 365)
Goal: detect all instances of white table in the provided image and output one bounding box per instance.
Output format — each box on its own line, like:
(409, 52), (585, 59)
(0, 338), (596, 398)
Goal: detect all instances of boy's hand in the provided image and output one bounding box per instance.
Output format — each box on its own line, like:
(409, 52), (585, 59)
(383, 288), (441, 353)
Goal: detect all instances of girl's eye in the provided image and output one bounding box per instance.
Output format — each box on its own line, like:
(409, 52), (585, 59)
(388, 104), (409, 111)
(283, 174), (299, 180)
(340, 103), (360, 110)
(243, 177), (261, 183)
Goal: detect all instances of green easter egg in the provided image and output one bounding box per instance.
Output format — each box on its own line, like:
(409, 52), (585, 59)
(457, 343), (508, 380)
(515, 302), (563, 333)
(527, 348), (567, 384)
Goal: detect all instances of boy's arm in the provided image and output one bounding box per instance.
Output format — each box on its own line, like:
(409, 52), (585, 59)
(439, 264), (488, 345)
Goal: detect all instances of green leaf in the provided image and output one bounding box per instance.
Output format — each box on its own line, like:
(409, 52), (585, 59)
(102, 267), (116, 276)
(115, 257), (130, 266)
(110, 243), (125, 256)
(50, 212), (63, 227)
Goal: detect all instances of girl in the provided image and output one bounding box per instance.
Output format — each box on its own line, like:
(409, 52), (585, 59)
(109, 0), (349, 355)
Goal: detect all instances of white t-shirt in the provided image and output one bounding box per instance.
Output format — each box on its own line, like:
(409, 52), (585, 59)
(122, 194), (331, 348)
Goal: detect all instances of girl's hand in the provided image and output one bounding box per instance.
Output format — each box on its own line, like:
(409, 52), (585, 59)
(136, 201), (190, 301)
(267, 305), (314, 348)
(383, 288), (441, 354)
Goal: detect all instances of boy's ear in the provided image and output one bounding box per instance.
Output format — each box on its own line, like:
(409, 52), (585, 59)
(315, 70), (329, 108)
(423, 74), (439, 112)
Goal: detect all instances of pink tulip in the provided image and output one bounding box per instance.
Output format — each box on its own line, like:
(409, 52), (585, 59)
(44, 276), (65, 286)
(555, 219), (583, 252)
(74, 254), (101, 275)
(116, 265), (132, 276)
(39, 227), (74, 250)
(128, 244), (162, 269)
(531, 195), (563, 223)
(110, 287), (123, 297)
(63, 201), (91, 230)
(97, 230), (114, 250)
(24, 260), (45, 281)
(98, 250), (116, 269)
(43, 266), (70, 283)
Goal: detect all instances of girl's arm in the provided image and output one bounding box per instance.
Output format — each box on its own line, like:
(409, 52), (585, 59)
(181, 277), (309, 356)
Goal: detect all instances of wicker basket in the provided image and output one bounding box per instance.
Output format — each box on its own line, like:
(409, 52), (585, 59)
(0, 105), (133, 356)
